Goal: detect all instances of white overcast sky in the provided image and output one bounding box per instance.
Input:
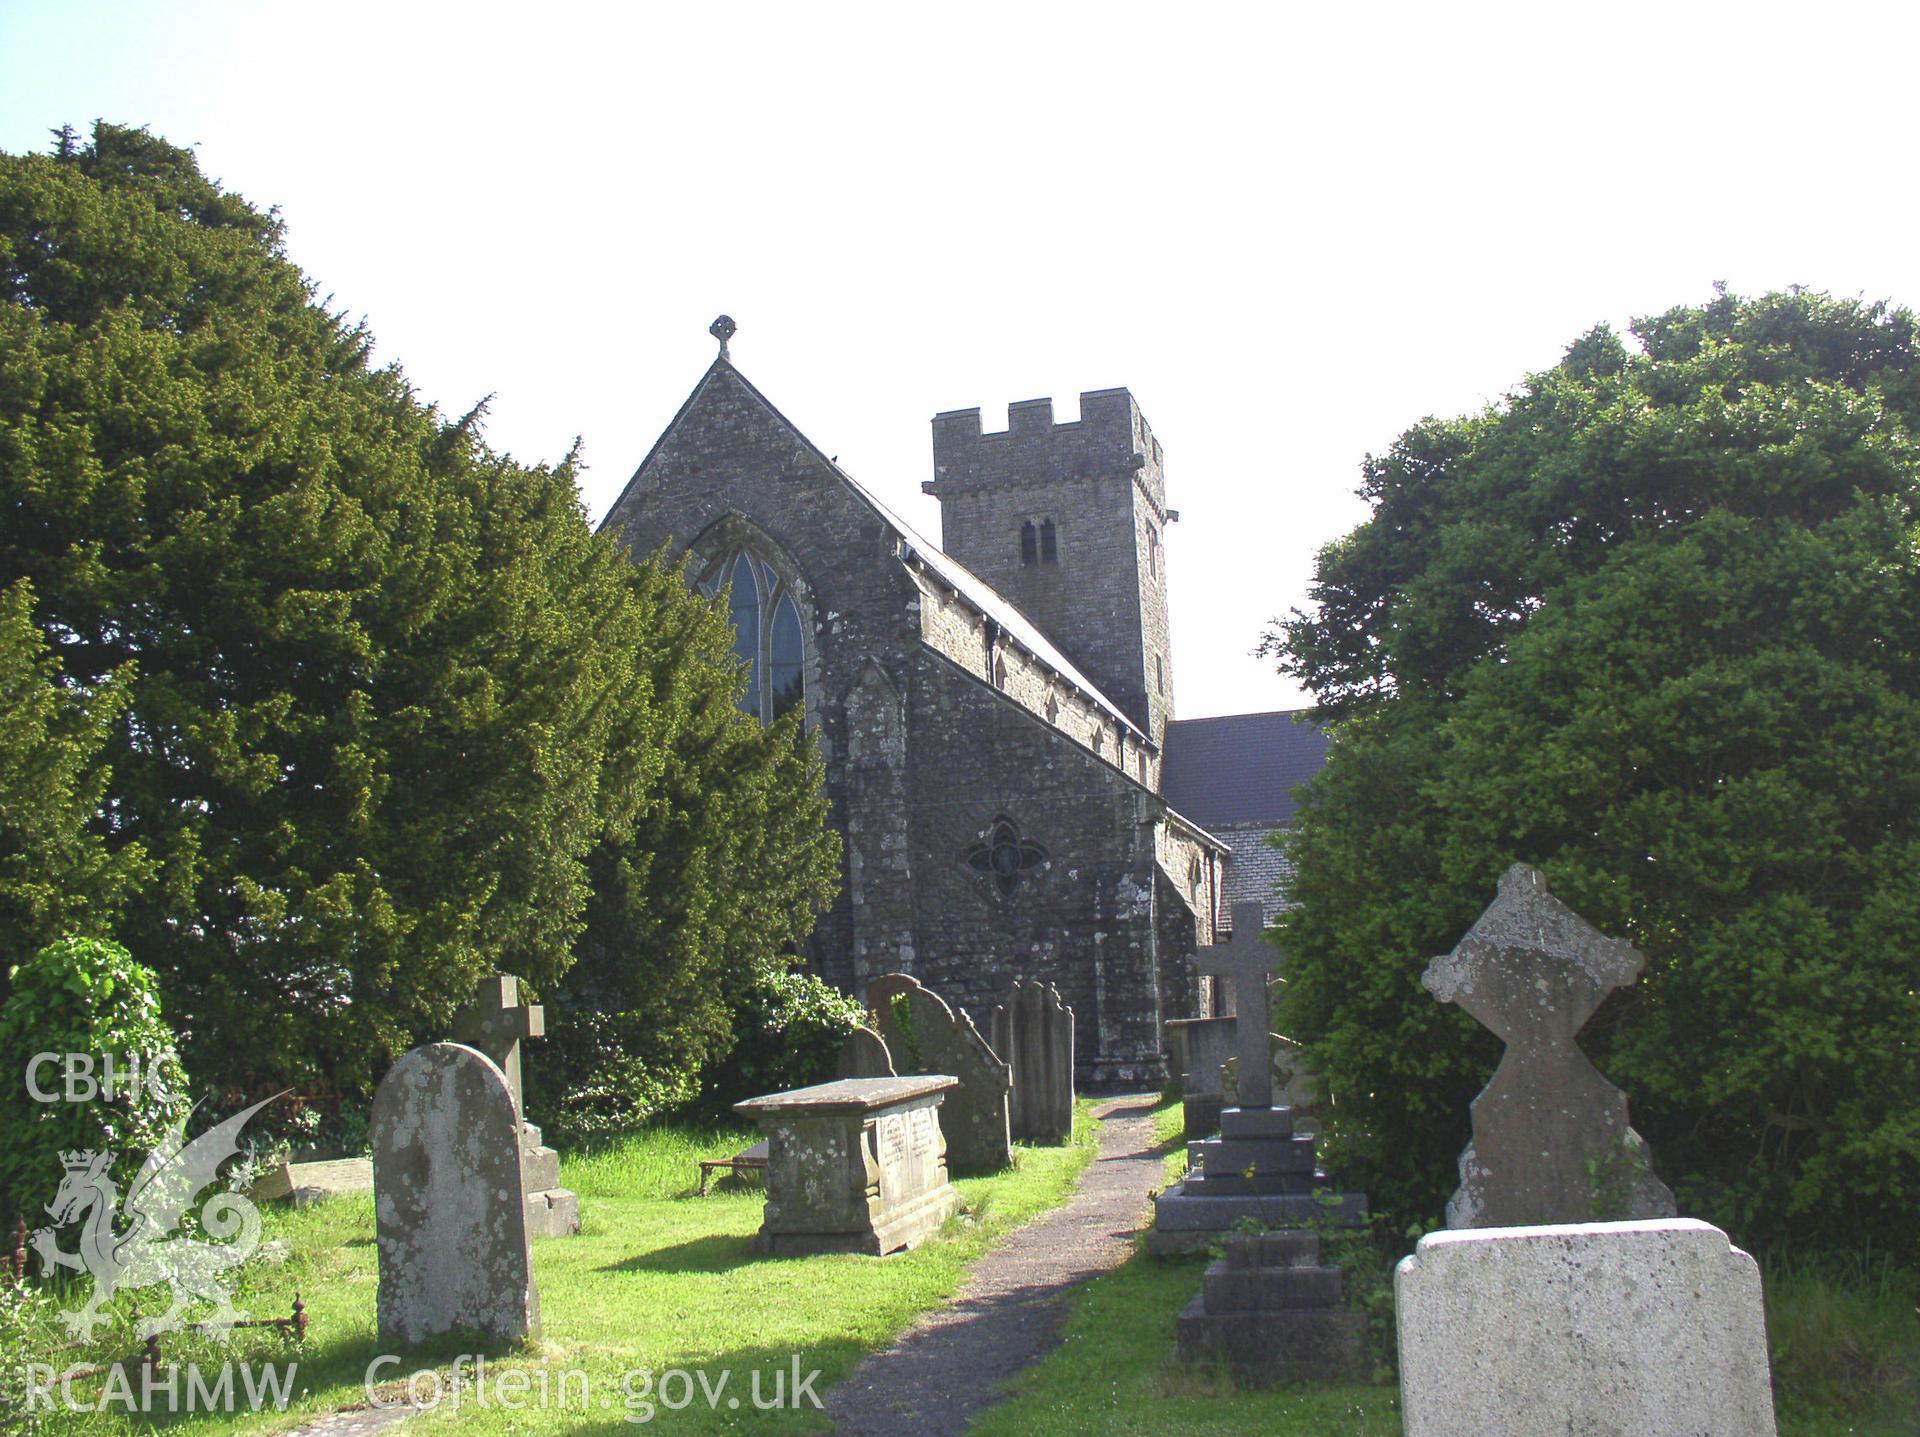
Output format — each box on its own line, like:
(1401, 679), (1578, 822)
(5, 1), (1917, 717)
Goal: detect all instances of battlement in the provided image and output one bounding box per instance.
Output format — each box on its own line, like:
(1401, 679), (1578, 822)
(927, 388), (1166, 514)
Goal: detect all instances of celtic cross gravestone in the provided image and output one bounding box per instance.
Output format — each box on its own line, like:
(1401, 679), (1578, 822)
(1423, 863), (1676, 1227)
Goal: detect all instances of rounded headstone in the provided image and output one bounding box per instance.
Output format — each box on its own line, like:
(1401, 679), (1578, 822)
(371, 1042), (538, 1347)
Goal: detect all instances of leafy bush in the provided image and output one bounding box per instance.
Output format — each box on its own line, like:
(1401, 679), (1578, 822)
(698, 966), (867, 1113)
(532, 1005), (707, 1147)
(243, 1096), (372, 1164)
(0, 937), (189, 1225)
(1269, 289), (1920, 1252)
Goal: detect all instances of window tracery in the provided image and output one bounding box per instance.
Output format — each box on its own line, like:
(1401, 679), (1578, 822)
(695, 545), (806, 724)
(964, 817), (1049, 901)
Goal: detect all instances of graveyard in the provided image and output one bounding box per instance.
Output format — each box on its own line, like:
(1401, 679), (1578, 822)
(2, 88), (1918, 1437)
(8, 1106), (1102, 1434)
(7, 1011), (1910, 1435)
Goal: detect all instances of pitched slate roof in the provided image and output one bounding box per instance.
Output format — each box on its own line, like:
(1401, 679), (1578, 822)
(839, 467), (1150, 744)
(1161, 709), (1328, 828)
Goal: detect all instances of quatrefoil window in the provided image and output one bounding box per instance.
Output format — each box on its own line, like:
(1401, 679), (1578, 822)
(966, 818), (1049, 901)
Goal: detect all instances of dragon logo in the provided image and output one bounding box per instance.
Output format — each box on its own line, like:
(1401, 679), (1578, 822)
(31, 1094), (282, 1341)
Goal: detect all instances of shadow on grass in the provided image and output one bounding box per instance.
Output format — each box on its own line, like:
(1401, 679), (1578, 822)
(601, 1233), (760, 1274)
(1148, 1127), (1190, 1160)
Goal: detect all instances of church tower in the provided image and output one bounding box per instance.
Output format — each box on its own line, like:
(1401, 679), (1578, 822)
(925, 388), (1175, 750)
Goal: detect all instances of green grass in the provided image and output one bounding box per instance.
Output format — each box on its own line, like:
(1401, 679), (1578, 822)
(993, 1099), (1914, 1437)
(19, 1103), (1102, 1434)
(1766, 1249), (1919, 1436)
(1153, 1098), (1188, 1188)
(972, 1248), (1404, 1437)
(973, 1234), (1920, 1437)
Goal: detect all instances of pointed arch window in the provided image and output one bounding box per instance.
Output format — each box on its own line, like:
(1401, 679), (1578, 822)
(1021, 521), (1038, 566)
(697, 545), (808, 724)
(1040, 518), (1058, 563)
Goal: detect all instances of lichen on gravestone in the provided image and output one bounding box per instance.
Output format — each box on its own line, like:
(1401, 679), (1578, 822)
(1424, 864), (1675, 1228)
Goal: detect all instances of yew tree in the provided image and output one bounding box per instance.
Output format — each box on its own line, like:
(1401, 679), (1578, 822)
(1269, 289), (1920, 1252)
(0, 124), (838, 1099)
(0, 578), (152, 991)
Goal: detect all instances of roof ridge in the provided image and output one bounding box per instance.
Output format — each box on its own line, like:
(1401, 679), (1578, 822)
(603, 355), (1150, 743)
(1166, 706), (1321, 726)
(834, 462), (1151, 744)
(596, 356), (733, 534)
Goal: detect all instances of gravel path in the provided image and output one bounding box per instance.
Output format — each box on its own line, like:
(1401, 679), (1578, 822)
(274, 1403), (414, 1437)
(822, 1093), (1165, 1437)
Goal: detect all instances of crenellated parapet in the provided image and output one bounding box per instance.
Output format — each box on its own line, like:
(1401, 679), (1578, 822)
(926, 389), (1171, 522)
(924, 386), (1178, 747)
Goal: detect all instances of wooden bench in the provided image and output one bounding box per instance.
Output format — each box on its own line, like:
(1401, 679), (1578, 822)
(697, 1139), (769, 1195)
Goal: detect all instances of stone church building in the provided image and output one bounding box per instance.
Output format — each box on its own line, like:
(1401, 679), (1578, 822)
(601, 325), (1325, 1086)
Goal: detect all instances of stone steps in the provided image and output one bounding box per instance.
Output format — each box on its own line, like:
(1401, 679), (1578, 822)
(1177, 1169), (1328, 1197)
(1187, 1133), (1321, 1174)
(1175, 1225), (1368, 1384)
(1203, 1262), (1345, 1310)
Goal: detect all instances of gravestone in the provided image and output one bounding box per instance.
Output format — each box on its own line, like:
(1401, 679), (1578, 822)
(251, 1156), (372, 1205)
(990, 980), (1075, 1145)
(1196, 904), (1282, 1108)
(1164, 1015), (1233, 1139)
(452, 974), (580, 1237)
(371, 1042), (538, 1346)
(1167, 903), (1280, 1139)
(1177, 1230), (1366, 1383)
(735, 1075), (960, 1255)
(1220, 1024), (1319, 1134)
(1397, 1218), (1777, 1435)
(866, 974), (1012, 1171)
(1151, 903), (1365, 1253)
(452, 974), (539, 1114)
(1424, 864), (1675, 1227)
(835, 1025), (895, 1080)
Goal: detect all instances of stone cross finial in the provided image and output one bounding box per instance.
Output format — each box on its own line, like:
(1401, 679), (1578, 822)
(709, 314), (736, 360)
(1196, 901), (1281, 1109)
(1423, 864), (1675, 1227)
(452, 974), (544, 1123)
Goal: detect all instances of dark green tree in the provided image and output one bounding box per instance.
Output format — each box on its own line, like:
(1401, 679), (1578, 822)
(1268, 288), (1920, 1252)
(0, 124), (839, 1099)
(0, 578), (153, 990)
(535, 552), (844, 1141)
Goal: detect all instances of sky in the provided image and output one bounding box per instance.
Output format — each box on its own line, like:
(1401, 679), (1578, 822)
(4, 1), (1918, 717)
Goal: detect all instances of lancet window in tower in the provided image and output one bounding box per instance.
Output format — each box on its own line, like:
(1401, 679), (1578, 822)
(1021, 518), (1059, 566)
(697, 546), (807, 724)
